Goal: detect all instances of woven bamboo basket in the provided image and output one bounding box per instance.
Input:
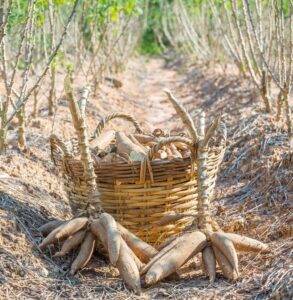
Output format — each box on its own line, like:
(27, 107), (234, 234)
(50, 113), (226, 246)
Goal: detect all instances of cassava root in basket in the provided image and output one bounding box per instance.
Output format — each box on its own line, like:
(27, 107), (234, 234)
(116, 131), (146, 161)
(95, 134), (190, 163)
(90, 126), (191, 163)
(89, 130), (115, 153)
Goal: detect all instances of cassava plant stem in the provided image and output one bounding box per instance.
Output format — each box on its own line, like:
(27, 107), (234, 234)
(64, 74), (101, 216)
(3, 0), (80, 128)
(48, 0), (56, 116)
(17, 106), (26, 149)
(32, 88), (39, 118)
(197, 112), (212, 233)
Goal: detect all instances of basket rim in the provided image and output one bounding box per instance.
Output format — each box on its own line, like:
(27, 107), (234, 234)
(65, 145), (225, 167)
(51, 133), (225, 164)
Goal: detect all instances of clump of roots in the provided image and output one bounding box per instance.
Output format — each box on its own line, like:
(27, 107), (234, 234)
(39, 213), (157, 294)
(140, 219), (268, 285)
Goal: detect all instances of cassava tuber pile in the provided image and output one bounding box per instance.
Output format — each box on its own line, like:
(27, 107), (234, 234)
(39, 81), (269, 293)
(141, 225), (268, 285)
(91, 129), (191, 164)
(39, 213), (157, 293)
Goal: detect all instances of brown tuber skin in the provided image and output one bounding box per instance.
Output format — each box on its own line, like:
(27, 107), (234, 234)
(39, 220), (66, 237)
(145, 231), (207, 285)
(90, 130), (115, 151)
(211, 232), (239, 275)
(116, 236), (141, 294)
(39, 224), (65, 249)
(117, 223), (158, 263)
(128, 134), (148, 152)
(54, 229), (87, 257)
(224, 233), (269, 253)
(213, 245), (238, 281)
(120, 238), (144, 271)
(202, 246), (216, 283)
(55, 217), (88, 240)
(157, 235), (177, 251)
(69, 231), (96, 275)
(100, 213), (121, 266)
(116, 131), (146, 161)
(91, 219), (142, 293)
(144, 227), (268, 284)
(91, 220), (107, 248)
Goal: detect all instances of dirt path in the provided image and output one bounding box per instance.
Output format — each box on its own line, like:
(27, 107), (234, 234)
(123, 57), (184, 129)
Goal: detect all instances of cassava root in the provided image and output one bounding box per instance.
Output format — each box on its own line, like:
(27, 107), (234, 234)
(38, 213), (156, 293)
(147, 229), (268, 285)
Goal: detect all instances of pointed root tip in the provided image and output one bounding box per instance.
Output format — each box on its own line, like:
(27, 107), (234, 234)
(163, 88), (171, 94)
(53, 252), (64, 257)
(230, 271), (239, 281)
(209, 275), (216, 284)
(134, 286), (142, 295)
(145, 272), (158, 285)
(110, 258), (118, 266)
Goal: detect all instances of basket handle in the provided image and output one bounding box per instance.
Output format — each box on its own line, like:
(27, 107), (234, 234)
(139, 136), (196, 183)
(92, 113), (145, 139)
(50, 134), (73, 165)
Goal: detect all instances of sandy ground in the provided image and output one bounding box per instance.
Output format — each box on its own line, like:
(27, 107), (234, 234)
(0, 56), (292, 299)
